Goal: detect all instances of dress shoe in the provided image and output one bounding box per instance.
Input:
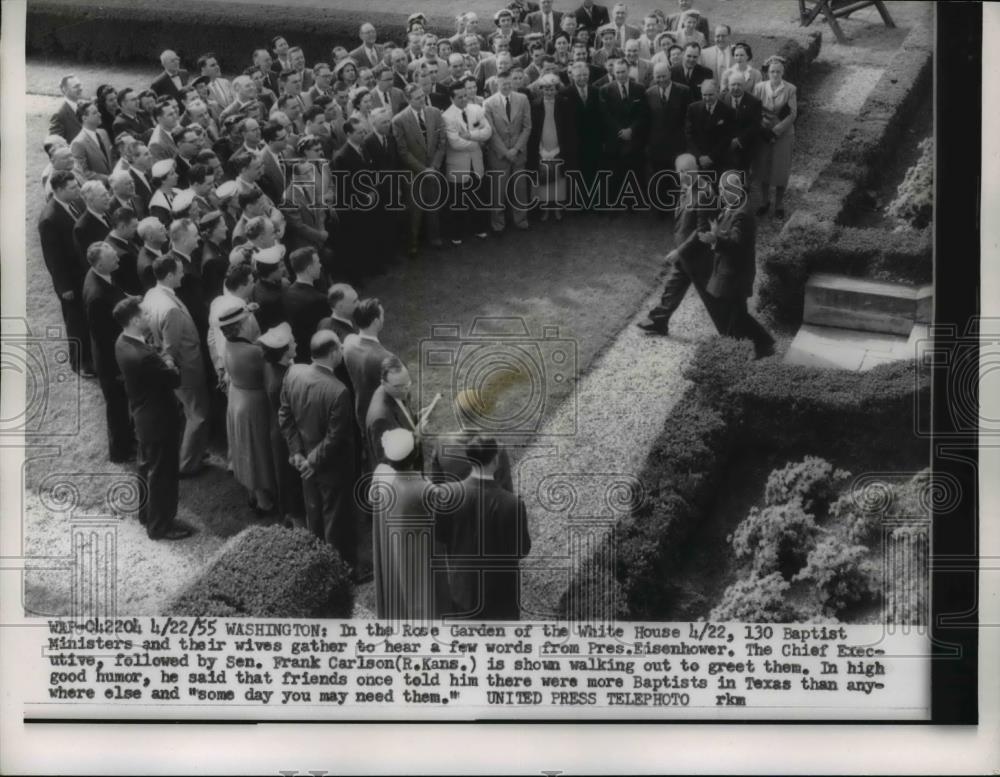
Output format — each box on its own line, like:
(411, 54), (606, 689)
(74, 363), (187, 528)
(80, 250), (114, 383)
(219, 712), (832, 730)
(636, 319), (670, 336)
(79, 368), (97, 379)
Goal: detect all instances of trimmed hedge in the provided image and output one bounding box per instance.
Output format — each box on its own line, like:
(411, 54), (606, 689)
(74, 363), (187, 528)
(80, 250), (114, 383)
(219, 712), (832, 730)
(561, 336), (929, 620)
(757, 218), (932, 329)
(27, 0), (819, 88)
(168, 525), (354, 618)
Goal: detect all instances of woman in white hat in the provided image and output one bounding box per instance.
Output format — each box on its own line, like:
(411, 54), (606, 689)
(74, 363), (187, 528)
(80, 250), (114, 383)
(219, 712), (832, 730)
(219, 300), (277, 514)
(370, 428), (444, 620)
(148, 158), (179, 226)
(258, 323), (305, 526)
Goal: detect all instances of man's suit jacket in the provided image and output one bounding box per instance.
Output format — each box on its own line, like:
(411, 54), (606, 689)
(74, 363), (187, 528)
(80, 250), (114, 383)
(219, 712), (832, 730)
(435, 474), (531, 620)
(343, 335), (393, 431)
(614, 24), (642, 45)
(365, 384), (419, 465)
(442, 102), (492, 178)
(150, 69), (189, 99)
(105, 233), (142, 294)
(370, 86), (407, 115)
(129, 167), (155, 205)
(50, 101), (82, 141)
(526, 96), (571, 170)
(112, 111), (154, 144)
(392, 106), (447, 173)
(73, 209), (111, 264)
(483, 91), (531, 166)
(684, 98), (735, 169)
(282, 281), (329, 364)
(349, 43), (385, 70)
(556, 84), (603, 171)
(625, 58), (654, 88)
(70, 128), (115, 181)
(526, 9), (564, 36)
(278, 362), (355, 473)
(38, 198), (86, 297)
(722, 91), (762, 170)
(113, 191), (147, 221)
(141, 284), (205, 388)
(673, 184), (713, 286)
(136, 246), (162, 292)
(258, 147), (286, 205)
(317, 315), (357, 346)
(82, 270), (127, 381)
(700, 44), (733, 85)
(114, 333), (182, 442)
(148, 125), (179, 162)
(598, 79), (647, 157)
(283, 186), (330, 253)
(430, 432), (513, 491)
(574, 2), (610, 31)
(644, 81), (692, 165)
(707, 206), (756, 300)
(166, 250), (209, 337)
(671, 63), (713, 100)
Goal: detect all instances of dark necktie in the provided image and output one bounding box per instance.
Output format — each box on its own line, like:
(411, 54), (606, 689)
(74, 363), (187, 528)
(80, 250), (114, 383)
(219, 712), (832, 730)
(417, 111), (427, 138)
(68, 201), (82, 219)
(461, 108), (468, 126)
(620, 83), (627, 100)
(505, 97), (511, 120)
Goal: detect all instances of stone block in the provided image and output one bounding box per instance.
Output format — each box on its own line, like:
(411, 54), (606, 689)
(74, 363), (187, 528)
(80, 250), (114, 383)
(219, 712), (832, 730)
(804, 273), (928, 336)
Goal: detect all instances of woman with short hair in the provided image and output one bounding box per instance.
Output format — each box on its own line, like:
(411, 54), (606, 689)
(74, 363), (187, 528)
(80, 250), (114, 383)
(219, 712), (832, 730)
(753, 56), (798, 220)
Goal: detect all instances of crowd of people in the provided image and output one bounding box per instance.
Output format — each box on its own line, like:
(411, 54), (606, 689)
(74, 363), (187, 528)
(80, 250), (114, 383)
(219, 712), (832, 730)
(36, 0), (793, 619)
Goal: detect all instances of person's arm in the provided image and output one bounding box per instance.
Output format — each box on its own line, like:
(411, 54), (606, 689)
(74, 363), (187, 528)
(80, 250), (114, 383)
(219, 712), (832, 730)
(278, 377), (305, 457)
(773, 85), (797, 136)
(142, 348), (182, 390)
(485, 101), (511, 157)
(514, 96), (532, 154)
(445, 114), (478, 150)
(467, 107), (493, 143)
(516, 495), (532, 558)
(159, 306), (186, 365)
(38, 218), (77, 297)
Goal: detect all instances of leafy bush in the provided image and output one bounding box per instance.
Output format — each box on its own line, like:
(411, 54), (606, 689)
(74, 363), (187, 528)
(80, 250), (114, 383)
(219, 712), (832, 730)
(708, 573), (805, 623)
(730, 501), (819, 579)
(764, 456), (851, 514)
(795, 536), (877, 616)
(169, 525), (354, 618)
(831, 493), (882, 545)
(886, 138), (933, 229)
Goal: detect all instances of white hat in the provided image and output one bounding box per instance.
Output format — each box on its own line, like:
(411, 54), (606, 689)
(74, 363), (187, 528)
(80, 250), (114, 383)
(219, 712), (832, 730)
(257, 322), (294, 350)
(253, 243), (285, 266)
(216, 298), (249, 327)
(382, 428), (415, 462)
(215, 180), (239, 202)
(171, 188), (196, 214)
(151, 158), (175, 178)
(229, 245), (253, 265)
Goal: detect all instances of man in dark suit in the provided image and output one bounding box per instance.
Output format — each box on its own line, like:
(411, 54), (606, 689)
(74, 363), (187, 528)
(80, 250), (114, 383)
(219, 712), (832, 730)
(684, 77), (734, 174)
(39, 171), (94, 376)
(699, 170), (775, 358)
(342, 298), (393, 433)
(721, 70), (761, 174)
(574, 0), (610, 32)
(258, 121), (289, 205)
(363, 107), (402, 268)
(436, 435), (531, 620)
(671, 43), (713, 100)
(332, 117), (373, 281)
(113, 88), (155, 144)
(598, 59), (647, 210)
(105, 206), (142, 295)
(527, 0), (563, 40)
(50, 74), (84, 140)
(636, 152), (715, 335)
(282, 248), (330, 364)
(73, 180), (113, 266)
(559, 62), (603, 193)
(151, 50), (189, 99)
(136, 215), (167, 292)
(391, 84), (447, 257)
(349, 22), (384, 70)
(365, 356), (422, 466)
(113, 297), (191, 540)
(317, 283), (358, 344)
(278, 331), (359, 568)
(82, 242), (134, 462)
(644, 61), (691, 213)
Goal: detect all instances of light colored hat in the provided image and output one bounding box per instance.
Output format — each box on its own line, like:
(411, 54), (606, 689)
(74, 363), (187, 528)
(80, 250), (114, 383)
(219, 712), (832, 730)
(171, 188), (196, 214)
(229, 245), (253, 265)
(598, 23), (617, 36)
(407, 12), (427, 27)
(215, 179), (239, 202)
(151, 158), (175, 178)
(216, 298), (249, 327)
(382, 428), (415, 462)
(493, 8), (513, 24)
(257, 322), (294, 350)
(198, 209), (224, 228)
(253, 243), (286, 266)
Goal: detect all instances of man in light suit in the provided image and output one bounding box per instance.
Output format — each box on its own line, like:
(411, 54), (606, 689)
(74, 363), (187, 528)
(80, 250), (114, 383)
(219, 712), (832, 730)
(197, 51), (234, 108)
(442, 81), (493, 243)
(113, 297), (191, 540)
(526, 0), (564, 42)
(391, 83), (447, 257)
(142, 254), (211, 476)
(435, 435), (531, 620)
(365, 356), (423, 467)
(622, 38), (654, 87)
(483, 72), (532, 233)
(700, 25), (732, 85)
(50, 74), (84, 140)
(371, 68), (407, 115)
(148, 102), (181, 162)
(279, 330), (360, 568)
(349, 23), (384, 70)
(342, 298), (393, 433)
(151, 50), (189, 99)
(71, 100), (115, 182)
(610, 3), (641, 48)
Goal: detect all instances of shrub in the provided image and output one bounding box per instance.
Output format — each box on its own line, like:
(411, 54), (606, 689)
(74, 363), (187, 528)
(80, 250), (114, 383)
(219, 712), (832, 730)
(730, 500), (819, 579)
(886, 138), (934, 229)
(559, 538), (628, 621)
(764, 456), (851, 514)
(795, 536), (877, 616)
(831, 493), (882, 545)
(682, 335), (755, 409)
(708, 573), (805, 623)
(169, 525), (354, 618)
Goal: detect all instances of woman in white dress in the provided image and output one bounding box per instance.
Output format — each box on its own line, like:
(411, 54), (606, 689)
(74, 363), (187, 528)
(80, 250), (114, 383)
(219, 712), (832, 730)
(753, 56), (798, 220)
